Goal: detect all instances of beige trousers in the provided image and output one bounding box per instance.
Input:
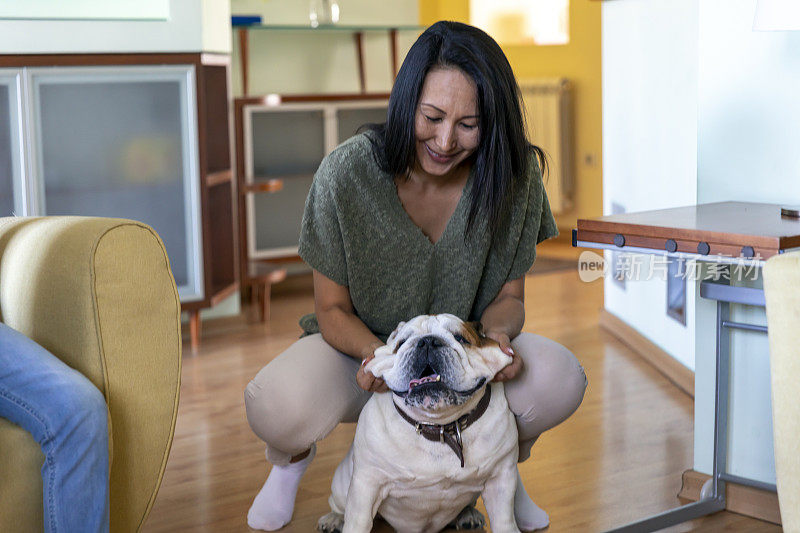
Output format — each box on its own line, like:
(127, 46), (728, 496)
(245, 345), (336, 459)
(245, 332), (587, 466)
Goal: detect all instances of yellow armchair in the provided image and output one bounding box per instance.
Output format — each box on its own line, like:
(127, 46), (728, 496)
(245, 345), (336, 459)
(0, 216), (181, 532)
(764, 250), (800, 531)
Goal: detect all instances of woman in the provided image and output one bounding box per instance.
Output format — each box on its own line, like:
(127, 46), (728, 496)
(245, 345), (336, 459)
(245, 21), (587, 532)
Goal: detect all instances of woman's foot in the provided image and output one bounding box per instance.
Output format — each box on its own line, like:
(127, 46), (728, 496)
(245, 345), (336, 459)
(514, 470), (549, 531)
(247, 444), (316, 531)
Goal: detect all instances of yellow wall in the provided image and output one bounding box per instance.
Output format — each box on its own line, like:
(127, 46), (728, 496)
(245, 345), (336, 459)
(419, 1), (602, 230)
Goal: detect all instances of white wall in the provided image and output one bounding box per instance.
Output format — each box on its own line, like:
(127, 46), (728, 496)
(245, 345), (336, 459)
(202, 0), (233, 54)
(693, 0), (800, 485)
(601, 0), (699, 371)
(697, 1), (800, 205)
(0, 0), (230, 54)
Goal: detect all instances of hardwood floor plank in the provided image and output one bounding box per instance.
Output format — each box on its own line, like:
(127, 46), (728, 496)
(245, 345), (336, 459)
(145, 255), (779, 532)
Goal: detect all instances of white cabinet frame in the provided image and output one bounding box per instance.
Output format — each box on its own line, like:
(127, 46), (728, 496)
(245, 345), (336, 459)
(0, 68), (30, 215)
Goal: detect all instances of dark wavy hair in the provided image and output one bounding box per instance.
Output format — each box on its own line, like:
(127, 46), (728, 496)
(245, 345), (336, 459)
(363, 20), (546, 238)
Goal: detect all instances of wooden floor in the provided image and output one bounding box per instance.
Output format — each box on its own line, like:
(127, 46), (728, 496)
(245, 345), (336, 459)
(144, 241), (781, 532)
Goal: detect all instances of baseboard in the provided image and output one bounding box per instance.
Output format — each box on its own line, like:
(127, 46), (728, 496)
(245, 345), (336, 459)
(599, 310), (694, 398)
(679, 469), (782, 525)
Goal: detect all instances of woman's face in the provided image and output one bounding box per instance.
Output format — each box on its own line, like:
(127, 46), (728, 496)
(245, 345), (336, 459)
(413, 67), (481, 179)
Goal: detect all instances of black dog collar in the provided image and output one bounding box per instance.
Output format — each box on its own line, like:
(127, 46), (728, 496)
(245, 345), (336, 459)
(393, 385), (492, 468)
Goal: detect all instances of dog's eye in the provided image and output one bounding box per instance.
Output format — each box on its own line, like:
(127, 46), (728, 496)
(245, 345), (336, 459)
(454, 334), (470, 345)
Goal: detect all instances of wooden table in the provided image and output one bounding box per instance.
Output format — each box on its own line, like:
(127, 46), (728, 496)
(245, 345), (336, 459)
(575, 201), (800, 262)
(574, 201), (800, 532)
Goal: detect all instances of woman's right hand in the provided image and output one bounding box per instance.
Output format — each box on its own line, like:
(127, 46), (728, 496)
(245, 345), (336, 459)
(313, 270), (390, 393)
(357, 351), (390, 393)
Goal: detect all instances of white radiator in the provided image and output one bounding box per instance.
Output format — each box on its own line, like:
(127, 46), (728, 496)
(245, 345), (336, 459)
(519, 78), (573, 214)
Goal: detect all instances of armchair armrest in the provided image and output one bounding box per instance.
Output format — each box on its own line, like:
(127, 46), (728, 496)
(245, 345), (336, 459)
(764, 250), (800, 531)
(0, 216), (181, 532)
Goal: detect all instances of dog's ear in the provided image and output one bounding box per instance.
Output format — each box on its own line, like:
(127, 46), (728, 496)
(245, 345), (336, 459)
(457, 321), (511, 378)
(385, 321), (406, 347)
(476, 341), (513, 379)
(365, 344), (395, 379)
(466, 321), (485, 338)
(367, 319), (408, 379)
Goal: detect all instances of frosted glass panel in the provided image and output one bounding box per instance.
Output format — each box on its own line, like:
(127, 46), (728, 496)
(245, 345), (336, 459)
(251, 110), (325, 176)
(0, 84), (13, 216)
(253, 175), (314, 251)
(37, 80), (189, 287)
(336, 106), (387, 143)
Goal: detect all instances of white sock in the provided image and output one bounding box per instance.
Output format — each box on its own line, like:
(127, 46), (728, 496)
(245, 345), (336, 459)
(247, 444), (316, 531)
(514, 469), (550, 531)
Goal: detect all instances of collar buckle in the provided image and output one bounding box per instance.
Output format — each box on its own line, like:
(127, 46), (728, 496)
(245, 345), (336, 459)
(393, 386), (492, 468)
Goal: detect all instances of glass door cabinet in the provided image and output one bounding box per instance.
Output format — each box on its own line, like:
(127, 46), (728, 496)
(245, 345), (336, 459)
(28, 66), (204, 301)
(0, 55), (237, 343)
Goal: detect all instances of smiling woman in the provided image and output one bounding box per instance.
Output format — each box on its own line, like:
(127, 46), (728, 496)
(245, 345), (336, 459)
(243, 21), (585, 533)
(363, 21), (547, 238)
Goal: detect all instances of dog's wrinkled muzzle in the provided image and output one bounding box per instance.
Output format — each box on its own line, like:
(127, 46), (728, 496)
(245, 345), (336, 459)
(406, 335), (449, 390)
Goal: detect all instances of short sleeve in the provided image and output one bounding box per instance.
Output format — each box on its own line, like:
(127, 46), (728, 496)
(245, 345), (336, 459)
(505, 166), (560, 282)
(536, 184), (559, 244)
(297, 161), (349, 286)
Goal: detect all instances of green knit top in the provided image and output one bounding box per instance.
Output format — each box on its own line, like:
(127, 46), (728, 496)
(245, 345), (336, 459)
(297, 132), (558, 342)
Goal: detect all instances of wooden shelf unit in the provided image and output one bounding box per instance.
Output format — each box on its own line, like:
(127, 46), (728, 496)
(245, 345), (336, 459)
(232, 23), (422, 97)
(234, 92), (389, 292)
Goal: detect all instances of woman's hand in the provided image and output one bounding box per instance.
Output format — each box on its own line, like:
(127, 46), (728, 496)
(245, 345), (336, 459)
(480, 277), (525, 382)
(486, 330), (523, 382)
(356, 343), (390, 393)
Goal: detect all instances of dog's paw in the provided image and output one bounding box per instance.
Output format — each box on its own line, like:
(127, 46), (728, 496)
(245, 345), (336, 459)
(317, 511), (344, 533)
(450, 505), (486, 530)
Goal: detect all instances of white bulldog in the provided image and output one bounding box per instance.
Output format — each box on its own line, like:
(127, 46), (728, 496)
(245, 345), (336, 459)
(317, 314), (521, 533)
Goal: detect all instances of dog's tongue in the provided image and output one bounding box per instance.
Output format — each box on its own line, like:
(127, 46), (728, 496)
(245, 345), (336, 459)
(408, 374), (440, 391)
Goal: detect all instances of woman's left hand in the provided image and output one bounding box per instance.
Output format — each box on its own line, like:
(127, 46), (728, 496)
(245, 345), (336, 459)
(485, 330), (523, 382)
(357, 352), (390, 393)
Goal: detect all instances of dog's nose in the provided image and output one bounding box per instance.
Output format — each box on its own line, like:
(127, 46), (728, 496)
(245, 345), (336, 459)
(416, 336), (444, 350)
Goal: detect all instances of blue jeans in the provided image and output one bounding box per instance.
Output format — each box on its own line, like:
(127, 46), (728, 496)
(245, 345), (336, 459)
(0, 322), (110, 533)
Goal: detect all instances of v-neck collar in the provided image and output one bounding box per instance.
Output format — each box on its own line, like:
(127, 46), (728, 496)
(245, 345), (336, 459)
(386, 168), (474, 248)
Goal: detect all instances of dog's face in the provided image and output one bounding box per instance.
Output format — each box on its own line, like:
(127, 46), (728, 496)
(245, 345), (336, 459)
(365, 314), (512, 411)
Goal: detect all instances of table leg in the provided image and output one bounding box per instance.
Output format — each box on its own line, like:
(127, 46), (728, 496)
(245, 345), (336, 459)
(710, 299), (731, 504)
(261, 282), (271, 324)
(607, 499), (726, 533)
(354, 31), (365, 93)
(238, 28), (249, 97)
(390, 28), (398, 80)
(189, 310), (201, 352)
